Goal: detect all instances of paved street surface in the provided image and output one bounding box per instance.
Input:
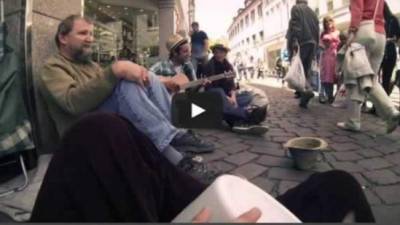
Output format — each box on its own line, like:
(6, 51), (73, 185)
(195, 77), (400, 223)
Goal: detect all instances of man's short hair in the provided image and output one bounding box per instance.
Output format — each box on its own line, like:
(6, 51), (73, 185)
(191, 22), (199, 27)
(55, 15), (93, 48)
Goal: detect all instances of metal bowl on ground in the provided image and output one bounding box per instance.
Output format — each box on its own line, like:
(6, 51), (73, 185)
(284, 137), (328, 170)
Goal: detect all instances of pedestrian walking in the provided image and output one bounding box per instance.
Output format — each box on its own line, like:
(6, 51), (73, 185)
(286, 0), (320, 109)
(337, 0), (400, 133)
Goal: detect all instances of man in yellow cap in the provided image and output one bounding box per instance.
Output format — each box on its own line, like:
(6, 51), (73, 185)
(204, 44), (268, 135)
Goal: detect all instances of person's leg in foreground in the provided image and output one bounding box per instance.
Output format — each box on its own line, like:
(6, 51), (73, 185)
(30, 113), (375, 222)
(30, 113), (206, 222)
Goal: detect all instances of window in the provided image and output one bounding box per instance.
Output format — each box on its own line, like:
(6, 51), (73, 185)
(327, 0), (334, 12)
(240, 19), (244, 29)
(245, 15), (249, 27)
(257, 4), (263, 18)
(85, 0), (160, 65)
(315, 8), (320, 16)
(251, 10), (255, 24)
(259, 31), (264, 40)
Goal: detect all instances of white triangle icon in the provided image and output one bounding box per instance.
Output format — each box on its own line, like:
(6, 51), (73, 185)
(191, 103), (206, 118)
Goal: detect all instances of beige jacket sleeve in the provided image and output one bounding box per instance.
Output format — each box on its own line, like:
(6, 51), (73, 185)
(39, 61), (118, 115)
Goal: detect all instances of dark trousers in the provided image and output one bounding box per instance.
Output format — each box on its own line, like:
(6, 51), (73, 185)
(299, 43), (316, 93)
(380, 42), (397, 95)
(31, 113), (206, 222)
(321, 82), (334, 102)
(31, 113), (375, 222)
(206, 88), (252, 126)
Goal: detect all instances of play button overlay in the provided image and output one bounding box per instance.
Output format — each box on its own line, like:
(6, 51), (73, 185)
(172, 92), (223, 129)
(191, 103), (205, 118)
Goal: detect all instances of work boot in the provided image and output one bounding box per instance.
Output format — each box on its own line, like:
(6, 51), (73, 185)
(232, 122), (269, 135)
(177, 156), (220, 184)
(171, 130), (215, 153)
(299, 91), (315, 109)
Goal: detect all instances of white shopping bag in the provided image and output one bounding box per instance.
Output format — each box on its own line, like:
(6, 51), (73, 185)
(284, 50), (306, 92)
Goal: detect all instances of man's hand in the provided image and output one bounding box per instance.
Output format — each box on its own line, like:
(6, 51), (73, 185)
(163, 79), (181, 93)
(202, 78), (212, 87)
(112, 61), (149, 87)
(227, 95), (238, 108)
(192, 207), (262, 223)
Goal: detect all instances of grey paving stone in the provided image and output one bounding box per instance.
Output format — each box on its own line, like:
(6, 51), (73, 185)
(250, 177), (277, 193)
(358, 149), (383, 158)
(352, 173), (370, 188)
(332, 152), (363, 161)
(244, 139), (271, 147)
(329, 161), (365, 173)
(277, 180), (300, 195)
(330, 136), (356, 143)
(271, 136), (296, 143)
(256, 155), (293, 168)
(315, 131), (336, 138)
(363, 170), (400, 185)
(212, 141), (225, 149)
(207, 161), (235, 173)
(202, 150), (229, 163)
(267, 167), (314, 182)
(357, 158), (393, 170)
(330, 143), (361, 152)
(232, 163), (268, 180)
(374, 145), (400, 155)
(249, 146), (287, 157)
(323, 152), (337, 163)
(219, 143), (249, 154)
(384, 153), (400, 166)
(218, 137), (243, 145)
(393, 166), (400, 176)
(358, 139), (383, 148)
(363, 188), (382, 206)
(372, 205), (400, 224)
(308, 162), (333, 173)
(349, 133), (374, 142)
(374, 185), (400, 204)
(224, 152), (259, 166)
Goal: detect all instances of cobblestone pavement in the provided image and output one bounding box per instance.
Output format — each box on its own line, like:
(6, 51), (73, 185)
(194, 79), (400, 223)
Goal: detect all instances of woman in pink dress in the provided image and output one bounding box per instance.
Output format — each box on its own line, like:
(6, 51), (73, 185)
(319, 16), (340, 104)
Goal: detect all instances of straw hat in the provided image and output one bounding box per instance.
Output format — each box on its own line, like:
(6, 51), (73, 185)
(211, 44), (230, 53)
(166, 34), (188, 52)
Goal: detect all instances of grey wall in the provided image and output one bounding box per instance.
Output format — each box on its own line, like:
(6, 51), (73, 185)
(30, 0), (83, 154)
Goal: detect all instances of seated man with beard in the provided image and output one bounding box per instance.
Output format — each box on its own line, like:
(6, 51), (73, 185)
(39, 15), (217, 183)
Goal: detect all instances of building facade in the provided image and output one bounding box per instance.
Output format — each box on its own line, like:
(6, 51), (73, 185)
(228, 0), (400, 70)
(2, 0), (193, 154)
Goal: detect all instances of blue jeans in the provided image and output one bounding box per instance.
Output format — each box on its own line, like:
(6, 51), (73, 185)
(206, 88), (252, 125)
(98, 73), (185, 152)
